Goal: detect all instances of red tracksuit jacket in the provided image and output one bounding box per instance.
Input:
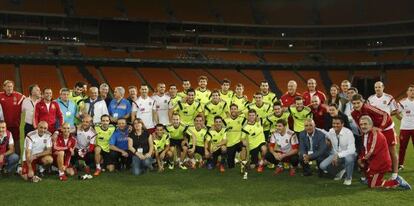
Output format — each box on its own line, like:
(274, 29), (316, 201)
(53, 134), (77, 167)
(359, 130), (391, 175)
(280, 92), (301, 107)
(302, 90), (326, 106)
(34, 100), (64, 132)
(311, 105), (327, 129)
(0, 91), (25, 127)
(352, 103), (393, 130)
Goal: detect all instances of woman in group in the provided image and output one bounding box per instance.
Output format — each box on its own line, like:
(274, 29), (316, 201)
(128, 119), (154, 175)
(327, 84), (348, 112)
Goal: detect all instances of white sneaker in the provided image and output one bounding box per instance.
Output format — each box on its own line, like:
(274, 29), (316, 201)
(343, 178), (352, 186)
(334, 169), (346, 181)
(242, 172), (248, 180)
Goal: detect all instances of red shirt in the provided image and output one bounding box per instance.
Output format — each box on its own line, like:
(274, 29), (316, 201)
(0, 91), (25, 127)
(359, 130), (391, 174)
(302, 90), (326, 106)
(0, 130), (12, 154)
(53, 134), (77, 152)
(34, 100), (63, 132)
(311, 105), (328, 129)
(351, 103), (393, 130)
(280, 92), (301, 107)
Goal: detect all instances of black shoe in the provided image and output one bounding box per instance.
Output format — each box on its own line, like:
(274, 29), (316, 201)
(318, 169), (324, 178)
(303, 171), (313, 176)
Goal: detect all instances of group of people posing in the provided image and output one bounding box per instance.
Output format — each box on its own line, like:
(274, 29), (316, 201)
(0, 75), (411, 190)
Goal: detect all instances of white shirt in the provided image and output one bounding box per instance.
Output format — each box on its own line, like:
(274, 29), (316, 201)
(269, 129), (298, 154)
(83, 98), (109, 124)
(21, 97), (38, 124)
(399, 98), (414, 130)
(0, 104), (3, 121)
(368, 93), (397, 115)
(76, 127), (97, 150)
(328, 127), (356, 158)
(23, 130), (52, 161)
(45, 102), (51, 111)
(152, 94), (171, 125)
(132, 96), (156, 129)
(0, 132), (14, 145)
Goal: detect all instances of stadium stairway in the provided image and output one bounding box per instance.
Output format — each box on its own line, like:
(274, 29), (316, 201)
(319, 70), (332, 94)
(56, 66), (67, 88)
(133, 68), (154, 92)
(263, 69), (282, 97)
(78, 65), (100, 87)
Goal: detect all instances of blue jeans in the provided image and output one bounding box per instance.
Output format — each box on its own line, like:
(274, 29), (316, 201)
(4, 153), (19, 173)
(320, 153), (355, 180)
(131, 156), (153, 176)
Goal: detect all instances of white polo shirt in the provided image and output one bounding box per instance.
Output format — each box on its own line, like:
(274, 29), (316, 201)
(399, 98), (414, 130)
(152, 94), (171, 125)
(132, 96), (156, 129)
(76, 126), (97, 151)
(269, 129), (298, 154)
(23, 130), (52, 161)
(368, 93), (397, 115)
(21, 97), (39, 125)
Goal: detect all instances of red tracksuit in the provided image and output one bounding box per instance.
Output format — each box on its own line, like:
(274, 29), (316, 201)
(352, 103), (396, 146)
(311, 105), (327, 129)
(34, 100), (63, 133)
(53, 134), (77, 168)
(280, 92), (301, 107)
(0, 91), (25, 154)
(302, 90), (326, 106)
(360, 130), (398, 188)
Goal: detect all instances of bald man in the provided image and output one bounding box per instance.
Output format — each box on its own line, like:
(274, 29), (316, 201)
(310, 95), (328, 129)
(281, 80), (301, 107)
(298, 119), (330, 176)
(368, 81), (398, 116)
(21, 121), (53, 182)
(302, 78), (327, 106)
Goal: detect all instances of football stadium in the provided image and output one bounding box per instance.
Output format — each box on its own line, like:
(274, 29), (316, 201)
(0, 0), (414, 205)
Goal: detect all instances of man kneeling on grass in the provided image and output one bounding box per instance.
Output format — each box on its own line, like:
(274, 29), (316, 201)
(0, 121), (19, 175)
(358, 115), (411, 190)
(108, 118), (131, 172)
(52, 123), (77, 181)
(205, 116), (228, 172)
(265, 119), (299, 176)
(153, 124), (174, 172)
(21, 121), (53, 182)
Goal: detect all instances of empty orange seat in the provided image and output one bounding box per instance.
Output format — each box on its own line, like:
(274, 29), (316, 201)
(20, 65), (62, 97)
(271, 70), (307, 94)
(208, 69), (258, 100)
(173, 68), (221, 90)
(100, 67), (143, 91)
(328, 70), (349, 86)
(60, 66), (88, 88)
(297, 71), (326, 94)
(0, 44), (46, 56)
(0, 65), (16, 86)
(138, 68), (181, 90)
